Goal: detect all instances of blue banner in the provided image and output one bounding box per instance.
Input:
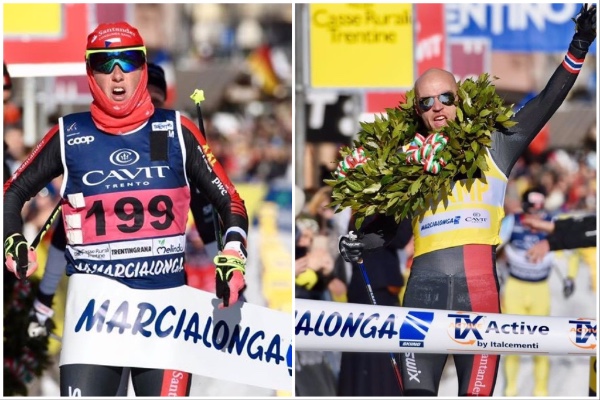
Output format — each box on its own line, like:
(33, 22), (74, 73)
(446, 3), (597, 54)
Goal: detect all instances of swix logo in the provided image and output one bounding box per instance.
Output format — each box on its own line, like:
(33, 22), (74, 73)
(67, 136), (95, 146)
(404, 352), (422, 382)
(447, 313), (485, 345)
(568, 319), (597, 350)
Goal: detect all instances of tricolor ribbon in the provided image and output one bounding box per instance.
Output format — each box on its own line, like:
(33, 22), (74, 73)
(336, 147), (368, 179)
(406, 133), (448, 174)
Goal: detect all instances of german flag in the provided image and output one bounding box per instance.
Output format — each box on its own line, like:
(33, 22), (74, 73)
(247, 45), (280, 96)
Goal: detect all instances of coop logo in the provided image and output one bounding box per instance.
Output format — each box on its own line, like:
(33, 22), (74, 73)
(399, 311), (434, 348)
(110, 149), (140, 167)
(447, 313), (485, 345)
(67, 136), (95, 146)
(568, 319), (597, 350)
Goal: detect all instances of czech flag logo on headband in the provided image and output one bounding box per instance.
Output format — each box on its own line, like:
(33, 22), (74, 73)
(104, 38), (122, 48)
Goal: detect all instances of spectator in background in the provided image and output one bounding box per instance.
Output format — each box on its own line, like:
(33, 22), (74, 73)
(4, 123), (28, 176)
(294, 202), (338, 396)
(146, 62), (167, 107)
(301, 186), (348, 303)
(294, 217), (335, 300)
(498, 187), (576, 397)
(522, 213), (596, 263)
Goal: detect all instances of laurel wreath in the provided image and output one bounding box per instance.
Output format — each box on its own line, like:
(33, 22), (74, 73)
(325, 73), (517, 230)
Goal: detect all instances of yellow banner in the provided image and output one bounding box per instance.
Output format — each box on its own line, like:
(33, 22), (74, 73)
(309, 3), (414, 89)
(3, 3), (62, 35)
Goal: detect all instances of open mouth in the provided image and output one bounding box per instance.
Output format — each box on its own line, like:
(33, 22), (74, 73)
(433, 116), (447, 127)
(112, 87), (126, 100)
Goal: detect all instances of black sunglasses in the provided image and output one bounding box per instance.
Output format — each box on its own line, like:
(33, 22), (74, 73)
(86, 48), (146, 74)
(418, 92), (455, 111)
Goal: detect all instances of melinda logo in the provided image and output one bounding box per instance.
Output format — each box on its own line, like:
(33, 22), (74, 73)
(110, 149), (140, 167)
(399, 311), (434, 348)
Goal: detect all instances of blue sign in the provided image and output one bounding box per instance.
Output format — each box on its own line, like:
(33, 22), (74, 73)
(446, 3), (597, 54)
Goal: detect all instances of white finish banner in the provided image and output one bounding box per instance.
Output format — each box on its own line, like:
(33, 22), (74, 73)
(295, 299), (596, 356)
(60, 274), (293, 391)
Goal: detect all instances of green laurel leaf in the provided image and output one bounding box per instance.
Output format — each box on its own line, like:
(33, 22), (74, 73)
(327, 73), (516, 224)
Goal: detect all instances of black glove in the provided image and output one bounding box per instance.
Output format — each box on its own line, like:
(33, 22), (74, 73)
(563, 277), (576, 299)
(214, 248), (246, 308)
(339, 234), (365, 263)
(338, 231), (386, 263)
(570, 3), (597, 55)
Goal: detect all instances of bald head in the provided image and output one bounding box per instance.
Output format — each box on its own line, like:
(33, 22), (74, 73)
(414, 68), (457, 98)
(414, 68), (459, 132)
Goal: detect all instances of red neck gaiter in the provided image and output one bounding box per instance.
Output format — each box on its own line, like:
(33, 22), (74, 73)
(87, 65), (154, 134)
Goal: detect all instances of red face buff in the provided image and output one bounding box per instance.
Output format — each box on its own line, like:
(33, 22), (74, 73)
(85, 22), (154, 134)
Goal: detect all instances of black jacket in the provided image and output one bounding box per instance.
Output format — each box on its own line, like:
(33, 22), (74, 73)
(548, 214), (597, 251)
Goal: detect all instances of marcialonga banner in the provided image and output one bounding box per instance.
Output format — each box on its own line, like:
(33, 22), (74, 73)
(61, 274), (293, 392)
(295, 299), (596, 356)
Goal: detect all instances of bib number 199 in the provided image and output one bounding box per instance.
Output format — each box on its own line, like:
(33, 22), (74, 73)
(85, 195), (174, 236)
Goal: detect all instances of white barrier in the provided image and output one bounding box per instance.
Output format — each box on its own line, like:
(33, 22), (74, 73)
(295, 299), (597, 356)
(61, 274), (293, 392)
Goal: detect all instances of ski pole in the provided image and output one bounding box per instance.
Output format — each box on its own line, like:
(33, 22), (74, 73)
(348, 231), (404, 394)
(31, 203), (62, 250)
(16, 203), (62, 280)
(190, 89), (223, 252)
